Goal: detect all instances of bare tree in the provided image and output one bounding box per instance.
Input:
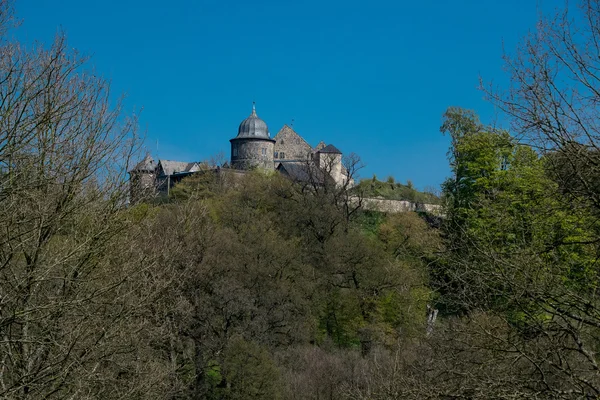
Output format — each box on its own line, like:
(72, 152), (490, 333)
(0, 12), (144, 398)
(278, 151), (364, 246)
(485, 0), (600, 211)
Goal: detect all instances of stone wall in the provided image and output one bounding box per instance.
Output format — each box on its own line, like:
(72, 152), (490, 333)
(316, 152), (345, 187)
(354, 196), (444, 216)
(273, 125), (312, 162)
(231, 139), (274, 170)
(129, 172), (156, 203)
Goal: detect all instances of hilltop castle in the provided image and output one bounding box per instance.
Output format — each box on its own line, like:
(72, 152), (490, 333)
(129, 104), (351, 201)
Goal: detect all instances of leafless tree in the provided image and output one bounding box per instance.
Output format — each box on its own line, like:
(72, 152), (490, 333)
(0, 9), (146, 397)
(485, 0), (600, 211)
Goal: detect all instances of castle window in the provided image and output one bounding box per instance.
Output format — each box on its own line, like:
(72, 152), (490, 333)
(280, 152), (285, 159)
(233, 147), (238, 157)
(262, 148), (267, 155)
(274, 152), (279, 159)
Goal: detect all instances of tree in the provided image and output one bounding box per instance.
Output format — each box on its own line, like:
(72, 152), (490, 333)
(133, 175), (318, 397)
(435, 106), (600, 398)
(274, 152), (364, 246)
(441, 107), (514, 230)
(465, 3), (600, 395)
(485, 0), (600, 214)
(0, 6), (144, 397)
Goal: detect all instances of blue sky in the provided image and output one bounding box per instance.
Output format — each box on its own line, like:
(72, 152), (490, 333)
(14, 0), (562, 190)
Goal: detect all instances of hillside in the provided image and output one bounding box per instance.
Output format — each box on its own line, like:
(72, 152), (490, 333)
(354, 176), (441, 204)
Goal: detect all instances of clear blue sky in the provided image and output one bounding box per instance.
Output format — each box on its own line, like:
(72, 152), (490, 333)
(14, 0), (562, 190)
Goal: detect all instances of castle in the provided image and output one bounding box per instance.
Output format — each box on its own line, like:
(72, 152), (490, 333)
(129, 103), (352, 201)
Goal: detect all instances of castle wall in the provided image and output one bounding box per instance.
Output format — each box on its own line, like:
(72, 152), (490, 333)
(130, 172), (156, 203)
(274, 126), (312, 161)
(320, 153), (343, 186)
(231, 139), (274, 170)
(353, 196), (444, 216)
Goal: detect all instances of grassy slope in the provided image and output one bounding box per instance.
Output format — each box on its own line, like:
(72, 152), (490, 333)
(354, 177), (441, 204)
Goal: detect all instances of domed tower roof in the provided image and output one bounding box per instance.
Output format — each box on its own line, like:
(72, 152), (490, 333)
(235, 102), (271, 139)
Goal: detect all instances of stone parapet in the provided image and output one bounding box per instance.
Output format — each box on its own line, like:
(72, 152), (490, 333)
(352, 196), (444, 216)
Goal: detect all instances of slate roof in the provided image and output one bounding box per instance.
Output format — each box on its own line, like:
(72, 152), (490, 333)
(277, 161), (327, 184)
(157, 160), (201, 176)
(130, 154), (155, 173)
(234, 103), (271, 139)
(317, 144), (342, 154)
(313, 141), (326, 152)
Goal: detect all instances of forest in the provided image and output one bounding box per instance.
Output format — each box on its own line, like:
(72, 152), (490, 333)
(3, 0), (600, 398)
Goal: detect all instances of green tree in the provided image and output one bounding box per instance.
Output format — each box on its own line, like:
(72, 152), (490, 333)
(218, 337), (282, 400)
(441, 107), (513, 231)
(435, 107), (600, 398)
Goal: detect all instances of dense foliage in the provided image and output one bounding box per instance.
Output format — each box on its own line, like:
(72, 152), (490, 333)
(353, 176), (440, 204)
(134, 169), (439, 399)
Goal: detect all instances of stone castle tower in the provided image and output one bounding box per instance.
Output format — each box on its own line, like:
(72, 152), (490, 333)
(314, 144), (343, 182)
(129, 154), (156, 202)
(230, 103), (275, 170)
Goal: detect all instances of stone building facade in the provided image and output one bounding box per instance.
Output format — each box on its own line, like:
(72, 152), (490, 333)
(314, 144), (345, 186)
(129, 154), (156, 203)
(129, 157), (203, 198)
(273, 125), (312, 164)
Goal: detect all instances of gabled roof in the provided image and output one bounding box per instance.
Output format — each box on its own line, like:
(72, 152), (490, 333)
(277, 161), (327, 184)
(273, 125), (312, 147)
(313, 141), (326, 152)
(130, 154), (155, 173)
(157, 160), (201, 176)
(317, 144), (342, 154)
